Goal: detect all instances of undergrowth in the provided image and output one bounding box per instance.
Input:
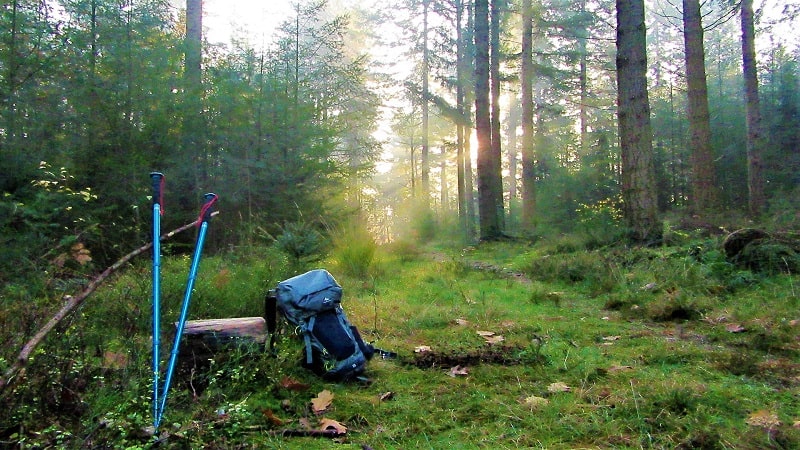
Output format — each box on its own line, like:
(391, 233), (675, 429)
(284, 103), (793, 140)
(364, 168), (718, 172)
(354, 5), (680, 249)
(1, 234), (798, 449)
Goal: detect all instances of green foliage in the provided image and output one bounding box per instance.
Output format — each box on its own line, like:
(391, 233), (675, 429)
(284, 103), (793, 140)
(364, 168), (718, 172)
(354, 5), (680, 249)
(575, 197), (625, 248)
(1, 162), (100, 293)
(2, 235), (800, 448)
(270, 221), (328, 268)
(331, 220), (378, 277)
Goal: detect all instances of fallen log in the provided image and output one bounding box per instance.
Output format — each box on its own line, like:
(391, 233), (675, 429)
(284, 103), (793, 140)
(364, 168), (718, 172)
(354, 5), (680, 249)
(0, 212), (218, 396)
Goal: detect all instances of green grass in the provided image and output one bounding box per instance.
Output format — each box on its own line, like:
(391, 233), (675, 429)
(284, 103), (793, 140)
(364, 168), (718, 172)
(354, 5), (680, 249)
(2, 238), (799, 449)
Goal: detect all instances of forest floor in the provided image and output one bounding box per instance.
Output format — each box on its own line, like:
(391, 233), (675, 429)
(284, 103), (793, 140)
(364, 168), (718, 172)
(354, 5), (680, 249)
(2, 234), (800, 449)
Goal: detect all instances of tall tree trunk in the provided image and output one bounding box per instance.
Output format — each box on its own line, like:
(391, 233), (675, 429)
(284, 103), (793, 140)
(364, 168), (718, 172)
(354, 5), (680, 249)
(579, 0), (589, 155)
(183, 0), (203, 195)
(616, 0), (660, 242)
(520, 0), (536, 234)
(475, 0), (501, 239)
(507, 97), (520, 203)
(440, 147), (448, 210)
(456, 0), (470, 235)
(490, 0), (504, 230)
(465, 1), (477, 235)
(421, 0), (431, 205)
(683, 0), (717, 214)
(740, 0), (766, 216)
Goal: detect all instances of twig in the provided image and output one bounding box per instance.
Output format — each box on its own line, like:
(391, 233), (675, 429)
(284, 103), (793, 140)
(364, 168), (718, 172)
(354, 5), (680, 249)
(0, 212), (218, 396)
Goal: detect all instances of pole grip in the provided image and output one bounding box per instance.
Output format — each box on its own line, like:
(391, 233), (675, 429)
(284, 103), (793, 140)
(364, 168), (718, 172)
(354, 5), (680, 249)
(150, 172), (164, 209)
(197, 193), (218, 224)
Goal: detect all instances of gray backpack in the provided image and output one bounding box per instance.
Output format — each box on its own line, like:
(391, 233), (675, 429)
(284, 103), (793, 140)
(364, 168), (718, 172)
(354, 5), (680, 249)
(266, 269), (374, 381)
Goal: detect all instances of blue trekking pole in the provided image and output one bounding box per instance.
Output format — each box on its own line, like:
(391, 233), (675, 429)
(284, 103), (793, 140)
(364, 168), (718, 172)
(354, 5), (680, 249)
(156, 192), (218, 429)
(149, 172), (164, 429)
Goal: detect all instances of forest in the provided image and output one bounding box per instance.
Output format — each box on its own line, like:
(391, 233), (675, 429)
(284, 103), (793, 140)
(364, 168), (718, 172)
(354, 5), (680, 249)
(1, 0), (799, 447)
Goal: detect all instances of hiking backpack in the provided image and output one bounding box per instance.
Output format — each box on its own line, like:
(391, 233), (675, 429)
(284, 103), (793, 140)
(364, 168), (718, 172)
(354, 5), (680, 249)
(266, 269), (375, 381)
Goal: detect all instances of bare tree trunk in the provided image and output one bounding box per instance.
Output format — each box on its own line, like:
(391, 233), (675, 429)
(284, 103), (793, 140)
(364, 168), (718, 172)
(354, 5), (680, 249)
(616, 0), (660, 242)
(579, 0), (589, 155)
(490, 0), (504, 230)
(464, 2), (477, 235)
(456, 0), (468, 230)
(475, 0), (504, 240)
(520, 0), (536, 234)
(683, 0), (717, 214)
(507, 98), (520, 203)
(183, 0), (204, 197)
(740, 0), (766, 216)
(421, 0), (431, 205)
(440, 147), (448, 211)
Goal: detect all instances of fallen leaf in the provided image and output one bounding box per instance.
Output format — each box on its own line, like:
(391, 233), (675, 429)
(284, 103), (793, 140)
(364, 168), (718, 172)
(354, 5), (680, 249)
(746, 410), (781, 429)
(448, 365), (469, 377)
(213, 268), (231, 289)
(71, 242), (92, 265)
(414, 345), (431, 353)
(789, 319), (798, 327)
(602, 335), (621, 341)
(547, 382), (571, 393)
(311, 390), (334, 414)
(477, 330), (496, 337)
(102, 351), (129, 369)
(641, 282), (657, 291)
(524, 396), (550, 408)
(454, 318), (469, 326)
(482, 334), (505, 345)
(379, 392), (395, 402)
(793, 420), (800, 429)
(262, 409), (285, 426)
(280, 376), (310, 391)
(318, 418), (347, 434)
(725, 323), (746, 333)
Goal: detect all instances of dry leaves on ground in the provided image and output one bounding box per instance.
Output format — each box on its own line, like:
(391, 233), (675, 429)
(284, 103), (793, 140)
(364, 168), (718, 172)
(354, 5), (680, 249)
(319, 418), (347, 434)
(448, 365), (469, 377)
(311, 390), (334, 414)
(523, 395), (550, 408)
(746, 410), (781, 429)
(547, 382), (572, 393)
(477, 330), (505, 344)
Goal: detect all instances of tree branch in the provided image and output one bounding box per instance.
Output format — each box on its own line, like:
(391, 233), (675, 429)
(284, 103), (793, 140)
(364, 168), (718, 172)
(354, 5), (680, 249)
(0, 212), (218, 396)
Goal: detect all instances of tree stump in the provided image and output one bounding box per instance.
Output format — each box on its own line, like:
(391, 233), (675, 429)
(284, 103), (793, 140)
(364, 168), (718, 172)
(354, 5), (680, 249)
(722, 228), (799, 273)
(176, 317), (267, 393)
(722, 228), (770, 259)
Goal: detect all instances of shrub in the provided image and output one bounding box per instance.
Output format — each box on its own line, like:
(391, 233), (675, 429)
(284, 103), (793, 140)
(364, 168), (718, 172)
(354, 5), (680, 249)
(331, 220), (377, 277)
(271, 221), (328, 267)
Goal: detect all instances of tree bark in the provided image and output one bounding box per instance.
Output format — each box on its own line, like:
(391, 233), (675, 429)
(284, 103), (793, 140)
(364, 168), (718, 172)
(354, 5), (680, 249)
(475, 0), (504, 240)
(579, 0), (589, 155)
(421, 0), (431, 205)
(616, 0), (660, 242)
(183, 0), (204, 195)
(683, 0), (717, 213)
(490, 0), (504, 230)
(520, 0), (536, 234)
(740, 0), (766, 216)
(456, 0), (468, 232)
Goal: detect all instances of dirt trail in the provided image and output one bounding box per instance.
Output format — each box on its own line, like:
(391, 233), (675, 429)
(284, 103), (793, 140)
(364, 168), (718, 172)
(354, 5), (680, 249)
(426, 251), (532, 285)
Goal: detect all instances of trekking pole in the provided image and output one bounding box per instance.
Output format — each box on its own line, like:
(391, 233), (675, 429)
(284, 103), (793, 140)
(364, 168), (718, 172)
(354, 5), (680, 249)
(149, 172), (164, 429)
(156, 192), (218, 429)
